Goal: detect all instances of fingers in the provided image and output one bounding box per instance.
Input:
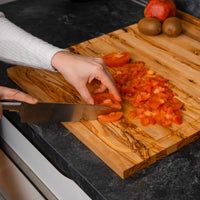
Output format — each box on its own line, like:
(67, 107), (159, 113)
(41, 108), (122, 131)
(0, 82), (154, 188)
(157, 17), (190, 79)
(94, 59), (121, 101)
(104, 80), (121, 102)
(52, 53), (121, 104)
(0, 86), (38, 104)
(94, 84), (107, 94)
(92, 69), (121, 102)
(85, 64), (121, 102)
(94, 58), (114, 80)
(73, 80), (94, 104)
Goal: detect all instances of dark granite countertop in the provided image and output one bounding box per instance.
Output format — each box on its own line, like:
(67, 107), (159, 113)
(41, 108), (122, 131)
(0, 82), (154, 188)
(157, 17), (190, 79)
(0, 0), (200, 199)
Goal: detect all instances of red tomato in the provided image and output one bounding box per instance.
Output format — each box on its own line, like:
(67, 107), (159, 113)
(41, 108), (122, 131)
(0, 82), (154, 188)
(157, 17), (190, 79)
(98, 112), (123, 123)
(113, 73), (129, 85)
(141, 117), (151, 126)
(103, 52), (130, 67)
(120, 85), (135, 94)
(172, 98), (184, 110)
(144, 0), (176, 22)
(94, 93), (122, 110)
(149, 95), (165, 110)
(173, 110), (182, 124)
(94, 93), (123, 123)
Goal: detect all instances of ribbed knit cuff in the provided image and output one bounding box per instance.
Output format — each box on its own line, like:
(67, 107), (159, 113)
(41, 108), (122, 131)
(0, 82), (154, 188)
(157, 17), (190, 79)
(0, 15), (67, 71)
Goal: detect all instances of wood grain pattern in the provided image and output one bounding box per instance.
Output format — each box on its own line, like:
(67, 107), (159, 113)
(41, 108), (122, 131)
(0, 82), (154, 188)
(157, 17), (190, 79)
(7, 12), (200, 179)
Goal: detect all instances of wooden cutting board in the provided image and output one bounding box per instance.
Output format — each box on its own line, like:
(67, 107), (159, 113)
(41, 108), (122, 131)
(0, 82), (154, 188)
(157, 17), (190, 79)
(7, 11), (200, 179)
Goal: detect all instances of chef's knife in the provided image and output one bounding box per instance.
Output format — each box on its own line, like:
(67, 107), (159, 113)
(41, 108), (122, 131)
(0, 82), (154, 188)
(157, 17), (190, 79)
(1, 101), (112, 123)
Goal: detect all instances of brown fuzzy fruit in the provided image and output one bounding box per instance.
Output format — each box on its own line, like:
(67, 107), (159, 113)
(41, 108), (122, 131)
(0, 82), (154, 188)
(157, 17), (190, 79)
(138, 17), (162, 36)
(162, 17), (182, 37)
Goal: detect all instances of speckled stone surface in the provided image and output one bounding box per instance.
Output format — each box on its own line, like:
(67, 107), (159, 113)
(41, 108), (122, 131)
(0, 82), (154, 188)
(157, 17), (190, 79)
(0, 0), (200, 200)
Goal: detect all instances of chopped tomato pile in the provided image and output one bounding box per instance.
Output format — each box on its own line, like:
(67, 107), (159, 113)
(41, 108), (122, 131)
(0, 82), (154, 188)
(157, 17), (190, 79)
(101, 51), (184, 126)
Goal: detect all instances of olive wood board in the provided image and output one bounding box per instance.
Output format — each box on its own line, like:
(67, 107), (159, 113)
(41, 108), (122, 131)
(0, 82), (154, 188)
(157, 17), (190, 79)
(7, 11), (200, 179)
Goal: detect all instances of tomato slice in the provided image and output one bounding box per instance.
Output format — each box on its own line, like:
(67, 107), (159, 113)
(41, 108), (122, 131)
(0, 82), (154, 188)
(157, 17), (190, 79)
(94, 93), (123, 123)
(98, 112), (123, 123)
(94, 93), (122, 110)
(103, 52), (130, 67)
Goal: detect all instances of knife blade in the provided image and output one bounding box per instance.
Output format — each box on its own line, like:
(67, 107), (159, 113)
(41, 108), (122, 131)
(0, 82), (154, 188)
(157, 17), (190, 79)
(1, 101), (112, 123)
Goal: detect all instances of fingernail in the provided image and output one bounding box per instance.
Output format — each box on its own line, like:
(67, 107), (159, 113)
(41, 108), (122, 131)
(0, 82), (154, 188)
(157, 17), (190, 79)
(32, 97), (38, 103)
(116, 96), (122, 102)
(88, 99), (94, 105)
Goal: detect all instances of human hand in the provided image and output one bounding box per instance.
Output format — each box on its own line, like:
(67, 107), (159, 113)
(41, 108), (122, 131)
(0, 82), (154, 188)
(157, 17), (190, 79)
(0, 86), (38, 118)
(51, 51), (121, 104)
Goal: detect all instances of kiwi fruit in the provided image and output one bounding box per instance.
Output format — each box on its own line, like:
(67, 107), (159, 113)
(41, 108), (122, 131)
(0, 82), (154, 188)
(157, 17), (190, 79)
(138, 17), (162, 36)
(162, 17), (182, 37)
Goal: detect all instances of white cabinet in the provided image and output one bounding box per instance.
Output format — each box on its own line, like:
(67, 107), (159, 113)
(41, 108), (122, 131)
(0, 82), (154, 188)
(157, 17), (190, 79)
(0, 149), (45, 200)
(0, 116), (91, 200)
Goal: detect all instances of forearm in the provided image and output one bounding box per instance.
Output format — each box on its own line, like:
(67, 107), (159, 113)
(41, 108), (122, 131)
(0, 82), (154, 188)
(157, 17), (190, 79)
(0, 13), (64, 71)
(0, 12), (121, 104)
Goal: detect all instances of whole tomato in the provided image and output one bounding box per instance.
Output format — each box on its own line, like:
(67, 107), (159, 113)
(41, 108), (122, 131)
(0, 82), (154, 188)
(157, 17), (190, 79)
(144, 0), (176, 22)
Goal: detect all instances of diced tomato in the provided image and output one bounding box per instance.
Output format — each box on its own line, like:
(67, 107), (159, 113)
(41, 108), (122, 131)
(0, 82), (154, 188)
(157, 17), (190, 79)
(163, 119), (172, 127)
(100, 51), (184, 126)
(98, 112), (123, 123)
(127, 110), (137, 119)
(120, 85), (135, 94)
(113, 73), (128, 85)
(103, 52), (130, 67)
(122, 96), (135, 103)
(172, 98), (184, 110)
(149, 118), (157, 125)
(147, 69), (155, 75)
(140, 92), (151, 101)
(141, 117), (150, 126)
(144, 110), (152, 117)
(149, 97), (165, 110)
(173, 110), (182, 125)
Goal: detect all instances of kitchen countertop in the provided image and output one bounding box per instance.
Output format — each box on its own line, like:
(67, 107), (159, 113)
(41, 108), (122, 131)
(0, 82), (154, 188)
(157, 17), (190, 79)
(0, 0), (200, 199)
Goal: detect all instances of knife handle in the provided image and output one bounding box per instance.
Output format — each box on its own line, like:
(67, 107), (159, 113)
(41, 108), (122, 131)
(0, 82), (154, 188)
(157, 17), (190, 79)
(1, 101), (22, 112)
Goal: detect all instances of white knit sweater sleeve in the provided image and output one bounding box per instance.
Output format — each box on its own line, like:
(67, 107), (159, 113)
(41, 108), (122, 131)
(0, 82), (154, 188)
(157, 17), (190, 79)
(0, 12), (65, 71)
